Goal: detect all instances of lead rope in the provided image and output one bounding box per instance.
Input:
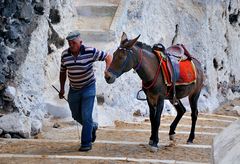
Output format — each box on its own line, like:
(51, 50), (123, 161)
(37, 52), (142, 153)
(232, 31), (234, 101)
(52, 85), (81, 143)
(135, 49), (146, 101)
(136, 50), (163, 100)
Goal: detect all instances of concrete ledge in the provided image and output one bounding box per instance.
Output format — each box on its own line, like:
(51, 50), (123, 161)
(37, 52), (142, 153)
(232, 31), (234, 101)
(79, 30), (115, 42)
(76, 0), (119, 6)
(212, 119), (240, 164)
(76, 5), (117, 17)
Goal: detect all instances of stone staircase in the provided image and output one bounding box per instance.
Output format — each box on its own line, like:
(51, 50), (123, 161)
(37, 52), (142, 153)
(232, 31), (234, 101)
(0, 112), (238, 163)
(74, 0), (119, 46)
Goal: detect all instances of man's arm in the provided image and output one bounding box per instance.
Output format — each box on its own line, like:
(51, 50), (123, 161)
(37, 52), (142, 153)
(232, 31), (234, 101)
(59, 71), (66, 99)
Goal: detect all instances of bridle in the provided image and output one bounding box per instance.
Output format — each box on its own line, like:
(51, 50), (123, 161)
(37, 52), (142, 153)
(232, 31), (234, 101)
(108, 45), (162, 90)
(108, 46), (141, 78)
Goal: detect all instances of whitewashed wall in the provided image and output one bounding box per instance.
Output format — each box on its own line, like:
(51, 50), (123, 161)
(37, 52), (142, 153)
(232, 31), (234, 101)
(13, 0), (240, 128)
(87, 0), (240, 125)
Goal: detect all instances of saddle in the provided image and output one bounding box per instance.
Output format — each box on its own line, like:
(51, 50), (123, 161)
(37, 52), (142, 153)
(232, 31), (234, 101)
(152, 44), (196, 103)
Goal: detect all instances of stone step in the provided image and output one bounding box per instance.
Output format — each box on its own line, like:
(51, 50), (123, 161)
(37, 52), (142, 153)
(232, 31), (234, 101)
(148, 116), (232, 127)
(98, 129), (215, 145)
(78, 29), (116, 42)
(113, 121), (225, 133)
(39, 126), (215, 145)
(76, 16), (113, 30)
(0, 139), (211, 163)
(39, 124), (217, 146)
(184, 112), (238, 121)
(76, 0), (119, 6)
(76, 5), (117, 17)
(38, 114), (231, 145)
(0, 155), (210, 164)
(83, 41), (115, 51)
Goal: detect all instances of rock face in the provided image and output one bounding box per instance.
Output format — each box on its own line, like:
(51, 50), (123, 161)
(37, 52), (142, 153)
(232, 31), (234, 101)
(0, 112), (31, 138)
(233, 106), (240, 116)
(0, 0), (43, 135)
(0, 0), (75, 136)
(213, 120), (240, 164)
(0, 0), (40, 111)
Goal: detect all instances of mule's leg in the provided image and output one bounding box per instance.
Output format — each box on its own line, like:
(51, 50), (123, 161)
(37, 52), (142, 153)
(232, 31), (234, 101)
(148, 101), (157, 146)
(147, 99), (164, 148)
(187, 91), (201, 143)
(169, 100), (186, 140)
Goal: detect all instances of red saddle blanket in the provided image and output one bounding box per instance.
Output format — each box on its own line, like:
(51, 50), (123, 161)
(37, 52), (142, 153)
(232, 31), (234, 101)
(154, 50), (197, 86)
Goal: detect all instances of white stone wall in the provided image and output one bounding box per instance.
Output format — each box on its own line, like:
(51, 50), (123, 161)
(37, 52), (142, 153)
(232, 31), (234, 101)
(12, 0), (240, 128)
(104, 0), (240, 113)
(85, 0), (240, 125)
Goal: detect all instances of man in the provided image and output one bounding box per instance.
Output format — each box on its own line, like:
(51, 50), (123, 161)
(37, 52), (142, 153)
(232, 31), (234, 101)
(59, 30), (112, 151)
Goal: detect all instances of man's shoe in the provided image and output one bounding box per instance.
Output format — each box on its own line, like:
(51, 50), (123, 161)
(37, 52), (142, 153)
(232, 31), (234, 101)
(79, 145), (92, 152)
(92, 125), (98, 143)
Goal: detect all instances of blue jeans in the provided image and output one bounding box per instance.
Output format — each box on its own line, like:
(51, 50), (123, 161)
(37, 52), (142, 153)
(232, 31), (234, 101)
(68, 83), (97, 147)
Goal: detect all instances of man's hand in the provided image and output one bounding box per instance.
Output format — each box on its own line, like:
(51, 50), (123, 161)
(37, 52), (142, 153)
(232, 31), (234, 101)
(59, 89), (65, 99)
(104, 68), (109, 76)
(105, 53), (112, 71)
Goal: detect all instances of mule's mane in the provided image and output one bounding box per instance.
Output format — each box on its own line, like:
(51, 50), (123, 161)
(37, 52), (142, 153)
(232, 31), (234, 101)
(135, 41), (152, 52)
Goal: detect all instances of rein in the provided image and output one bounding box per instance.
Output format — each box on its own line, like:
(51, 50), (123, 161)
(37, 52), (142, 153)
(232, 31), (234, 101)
(142, 56), (163, 90)
(109, 46), (163, 90)
(134, 49), (143, 71)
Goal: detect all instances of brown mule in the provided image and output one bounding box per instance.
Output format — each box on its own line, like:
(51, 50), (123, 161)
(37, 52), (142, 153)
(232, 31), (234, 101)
(105, 32), (204, 151)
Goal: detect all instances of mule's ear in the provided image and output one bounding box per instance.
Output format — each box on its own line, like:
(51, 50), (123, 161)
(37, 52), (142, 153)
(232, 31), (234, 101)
(126, 34), (141, 48)
(121, 32), (128, 43)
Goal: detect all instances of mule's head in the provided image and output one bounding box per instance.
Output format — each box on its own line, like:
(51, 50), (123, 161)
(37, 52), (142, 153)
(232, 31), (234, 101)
(105, 32), (140, 84)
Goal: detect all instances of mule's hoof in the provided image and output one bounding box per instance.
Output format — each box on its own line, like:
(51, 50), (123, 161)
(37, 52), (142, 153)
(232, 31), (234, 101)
(148, 140), (153, 145)
(148, 140), (158, 152)
(187, 139), (193, 144)
(149, 145), (158, 152)
(169, 134), (175, 141)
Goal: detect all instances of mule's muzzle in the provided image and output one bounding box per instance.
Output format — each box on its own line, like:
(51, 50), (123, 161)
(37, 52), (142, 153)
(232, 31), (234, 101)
(104, 70), (116, 84)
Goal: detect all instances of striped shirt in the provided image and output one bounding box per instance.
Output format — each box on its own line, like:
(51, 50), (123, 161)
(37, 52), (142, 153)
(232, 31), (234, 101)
(60, 45), (107, 89)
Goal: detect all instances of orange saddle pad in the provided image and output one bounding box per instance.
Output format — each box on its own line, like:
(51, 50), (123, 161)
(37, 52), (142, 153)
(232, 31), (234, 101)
(154, 50), (197, 86)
